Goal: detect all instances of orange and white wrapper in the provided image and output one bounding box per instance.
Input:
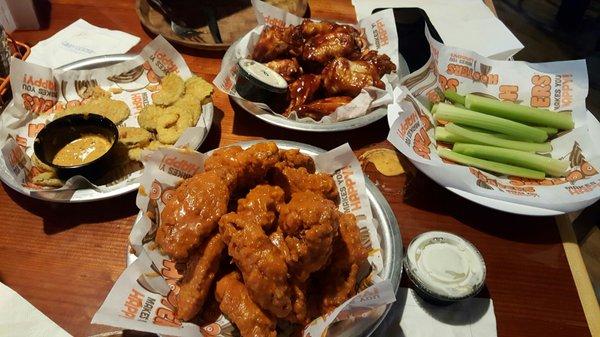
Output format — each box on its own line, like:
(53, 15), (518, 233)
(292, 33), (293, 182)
(0, 36), (213, 197)
(92, 143), (396, 337)
(387, 28), (600, 213)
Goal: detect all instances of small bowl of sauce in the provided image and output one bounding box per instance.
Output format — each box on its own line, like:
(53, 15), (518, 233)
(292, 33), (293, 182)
(34, 113), (119, 180)
(404, 231), (486, 304)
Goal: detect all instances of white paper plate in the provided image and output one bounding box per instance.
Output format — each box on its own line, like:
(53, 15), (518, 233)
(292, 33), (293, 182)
(387, 109), (600, 216)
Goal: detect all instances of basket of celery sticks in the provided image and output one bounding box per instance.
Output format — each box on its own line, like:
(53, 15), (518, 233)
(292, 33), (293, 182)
(387, 29), (600, 215)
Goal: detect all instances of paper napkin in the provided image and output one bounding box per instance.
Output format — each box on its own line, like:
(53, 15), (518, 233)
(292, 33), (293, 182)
(372, 287), (497, 337)
(25, 19), (140, 68)
(0, 282), (72, 337)
(352, 0), (523, 60)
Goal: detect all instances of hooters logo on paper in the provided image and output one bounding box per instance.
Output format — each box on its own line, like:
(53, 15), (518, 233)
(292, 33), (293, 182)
(438, 75), (458, 92)
(159, 156), (201, 178)
(396, 95), (433, 160)
(21, 93), (55, 114)
(499, 85), (519, 102)
(262, 15), (284, 27)
(371, 19), (389, 48)
(446, 63), (498, 85)
(530, 75), (551, 108)
(150, 50), (178, 74)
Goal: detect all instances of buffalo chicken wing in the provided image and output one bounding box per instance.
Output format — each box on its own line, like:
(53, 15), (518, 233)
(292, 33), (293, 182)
(176, 233), (225, 320)
(156, 171), (230, 260)
(216, 272), (277, 337)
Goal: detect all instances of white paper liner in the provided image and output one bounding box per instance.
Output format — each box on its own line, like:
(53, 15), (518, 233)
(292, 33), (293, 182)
(93, 143), (396, 336)
(213, 0), (400, 124)
(0, 36), (213, 196)
(387, 28), (600, 213)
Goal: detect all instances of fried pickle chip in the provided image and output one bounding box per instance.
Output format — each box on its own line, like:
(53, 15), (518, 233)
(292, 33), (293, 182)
(156, 106), (194, 145)
(173, 95), (201, 125)
(128, 147), (143, 161)
(147, 140), (167, 150)
(137, 105), (165, 131)
(32, 171), (63, 187)
(118, 127), (153, 148)
(31, 154), (55, 172)
(90, 86), (112, 99)
(184, 75), (213, 101)
(54, 97), (130, 125)
(152, 73), (185, 106)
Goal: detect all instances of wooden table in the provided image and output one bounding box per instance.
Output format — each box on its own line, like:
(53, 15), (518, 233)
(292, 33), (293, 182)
(2, 1), (594, 336)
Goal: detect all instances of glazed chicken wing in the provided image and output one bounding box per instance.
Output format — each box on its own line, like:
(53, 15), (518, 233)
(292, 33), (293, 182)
(252, 25), (302, 62)
(359, 50), (397, 77)
(176, 233), (225, 320)
(276, 191), (340, 282)
(285, 74), (321, 116)
(298, 19), (337, 39)
(315, 213), (368, 314)
(295, 96), (353, 120)
(271, 166), (338, 201)
(216, 272), (277, 337)
(156, 171), (230, 260)
(265, 58), (303, 82)
(302, 32), (360, 65)
(322, 57), (384, 97)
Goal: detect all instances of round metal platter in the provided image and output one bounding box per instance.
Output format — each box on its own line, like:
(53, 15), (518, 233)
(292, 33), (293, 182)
(232, 96), (388, 132)
(0, 54), (213, 203)
(127, 140), (402, 337)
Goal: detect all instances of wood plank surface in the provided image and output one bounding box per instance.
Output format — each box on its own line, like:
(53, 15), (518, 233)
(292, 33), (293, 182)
(2, 1), (593, 336)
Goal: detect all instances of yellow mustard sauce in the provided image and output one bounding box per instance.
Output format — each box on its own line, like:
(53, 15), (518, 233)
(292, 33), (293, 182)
(359, 148), (404, 176)
(52, 134), (111, 166)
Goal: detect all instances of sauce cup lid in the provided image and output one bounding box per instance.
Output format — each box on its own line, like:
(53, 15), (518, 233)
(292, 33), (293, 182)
(237, 58), (288, 94)
(404, 231), (486, 302)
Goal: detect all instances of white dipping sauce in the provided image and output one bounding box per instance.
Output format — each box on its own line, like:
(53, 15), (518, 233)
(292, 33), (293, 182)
(405, 231), (486, 300)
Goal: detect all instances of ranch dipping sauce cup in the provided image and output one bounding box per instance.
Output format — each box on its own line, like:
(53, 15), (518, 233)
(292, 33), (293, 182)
(404, 231), (486, 304)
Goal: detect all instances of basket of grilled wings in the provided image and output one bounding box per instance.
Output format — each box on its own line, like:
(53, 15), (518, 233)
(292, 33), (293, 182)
(214, 0), (400, 127)
(93, 141), (400, 337)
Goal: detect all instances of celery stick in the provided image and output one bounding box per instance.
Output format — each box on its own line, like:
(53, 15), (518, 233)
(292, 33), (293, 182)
(465, 94), (574, 130)
(435, 103), (548, 143)
(431, 103), (439, 115)
(533, 126), (558, 136)
(445, 123), (552, 153)
(453, 143), (568, 177)
(435, 126), (511, 143)
(444, 90), (465, 105)
(438, 147), (545, 179)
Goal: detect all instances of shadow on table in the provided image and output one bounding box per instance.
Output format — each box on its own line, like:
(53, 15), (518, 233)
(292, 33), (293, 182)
(2, 183), (138, 235)
(199, 106), (224, 152)
(402, 168), (561, 245)
(229, 96), (389, 151)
